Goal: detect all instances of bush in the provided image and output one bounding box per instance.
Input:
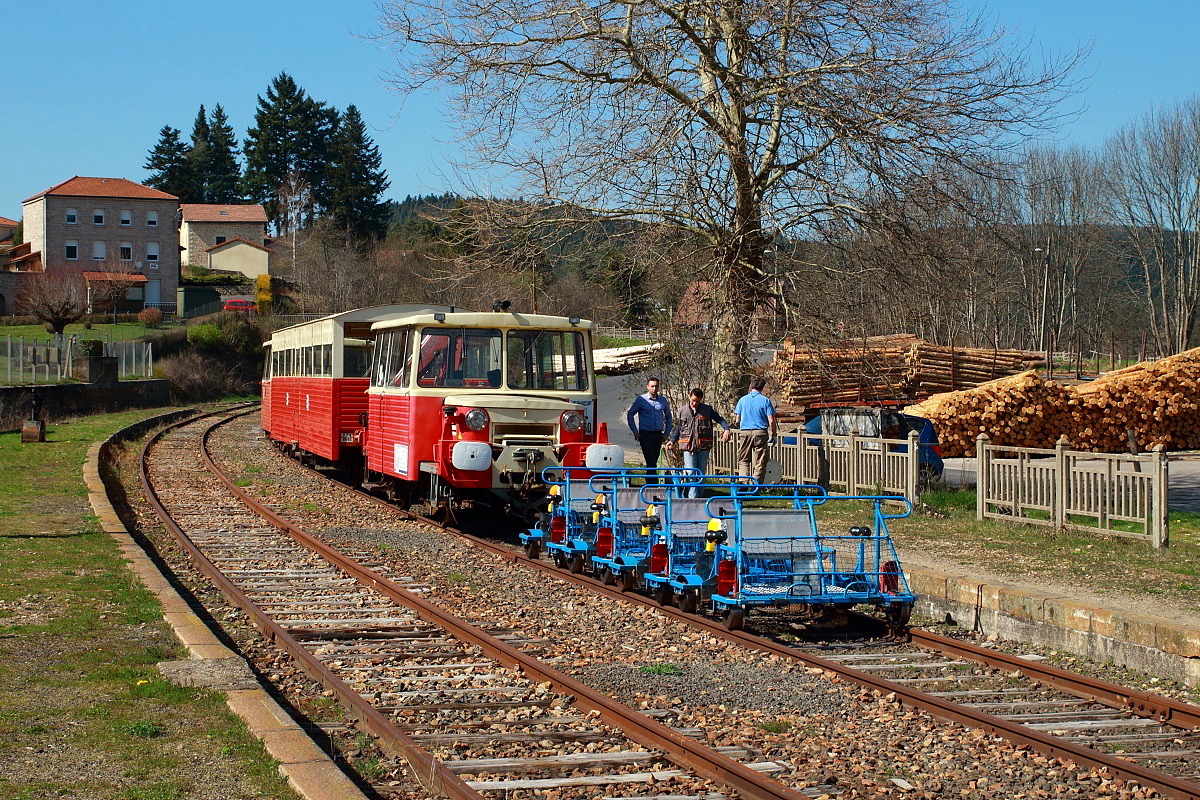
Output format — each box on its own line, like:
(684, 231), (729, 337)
(186, 323), (224, 351)
(77, 339), (104, 357)
(137, 308), (164, 327)
(156, 351), (250, 401)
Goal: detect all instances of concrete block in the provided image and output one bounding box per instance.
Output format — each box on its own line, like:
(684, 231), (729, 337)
(997, 586), (1049, 622)
(1155, 623), (1200, 658)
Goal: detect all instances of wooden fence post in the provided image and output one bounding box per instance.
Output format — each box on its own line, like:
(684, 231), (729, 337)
(975, 433), (990, 521)
(1152, 444), (1168, 549)
(906, 429), (920, 506)
(1054, 436), (1069, 530)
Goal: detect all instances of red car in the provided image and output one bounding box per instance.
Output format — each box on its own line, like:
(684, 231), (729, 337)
(223, 298), (255, 313)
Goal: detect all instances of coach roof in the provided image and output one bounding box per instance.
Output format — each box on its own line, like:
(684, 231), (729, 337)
(371, 310), (593, 331)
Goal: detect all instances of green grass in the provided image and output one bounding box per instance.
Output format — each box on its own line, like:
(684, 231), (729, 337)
(0, 320), (183, 342)
(638, 662), (684, 676)
(0, 408), (297, 799)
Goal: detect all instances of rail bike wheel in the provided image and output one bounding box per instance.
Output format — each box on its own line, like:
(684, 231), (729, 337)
(524, 540), (541, 560)
(679, 589), (699, 614)
(599, 566), (616, 585)
(655, 584), (673, 607)
(553, 551), (568, 570)
(569, 555), (585, 574)
(885, 603), (912, 634)
(617, 570), (636, 593)
(722, 608), (746, 631)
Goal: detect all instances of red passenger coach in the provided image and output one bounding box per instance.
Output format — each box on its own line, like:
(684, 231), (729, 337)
(261, 305), (450, 465)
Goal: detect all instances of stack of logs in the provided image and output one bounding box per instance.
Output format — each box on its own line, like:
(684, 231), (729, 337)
(594, 343), (664, 375)
(906, 348), (1200, 456)
(770, 335), (1045, 407)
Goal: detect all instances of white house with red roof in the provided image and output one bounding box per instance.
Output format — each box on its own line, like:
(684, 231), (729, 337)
(14, 176), (180, 313)
(179, 203), (270, 280)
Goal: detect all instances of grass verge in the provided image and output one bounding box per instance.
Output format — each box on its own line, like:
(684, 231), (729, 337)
(0, 408), (297, 799)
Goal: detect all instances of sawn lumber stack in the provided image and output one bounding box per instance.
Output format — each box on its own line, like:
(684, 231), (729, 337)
(905, 348), (1200, 456)
(770, 335), (1044, 407)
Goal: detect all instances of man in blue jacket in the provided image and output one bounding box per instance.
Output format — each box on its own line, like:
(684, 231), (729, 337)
(732, 376), (777, 483)
(626, 376), (672, 471)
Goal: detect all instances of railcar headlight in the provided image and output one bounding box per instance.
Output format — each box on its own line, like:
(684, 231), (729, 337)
(463, 408), (490, 431)
(560, 410), (585, 433)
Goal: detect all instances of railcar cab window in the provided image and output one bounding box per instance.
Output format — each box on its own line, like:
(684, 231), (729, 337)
(507, 330), (588, 391)
(416, 328), (502, 388)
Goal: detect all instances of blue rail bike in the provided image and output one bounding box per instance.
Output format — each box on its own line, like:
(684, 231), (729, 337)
(589, 481), (675, 592)
(521, 467), (614, 567)
(641, 475), (749, 613)
(707, 489), (915, 633)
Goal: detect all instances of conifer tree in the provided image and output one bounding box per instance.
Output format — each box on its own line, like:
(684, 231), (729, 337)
(144, 125), (195, 200)
(243, 72), (337, 231)
(206, 104), (243, 204)
(186, 105), (212, 203)
(328, 104), (391, 244)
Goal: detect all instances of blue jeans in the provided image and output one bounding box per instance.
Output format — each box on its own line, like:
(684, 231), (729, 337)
(681, 449), (709, 497)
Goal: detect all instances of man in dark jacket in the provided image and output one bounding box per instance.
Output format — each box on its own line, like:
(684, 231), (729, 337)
(666, 387), (732, 496)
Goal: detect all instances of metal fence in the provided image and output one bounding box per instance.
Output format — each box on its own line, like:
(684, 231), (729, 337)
(3, 335), (155, 383)
(975, 434), (1169, 548)
(709, 430), (924, 504)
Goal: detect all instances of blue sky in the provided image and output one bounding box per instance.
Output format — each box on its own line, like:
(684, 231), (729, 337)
(3, 0), (1196, 222)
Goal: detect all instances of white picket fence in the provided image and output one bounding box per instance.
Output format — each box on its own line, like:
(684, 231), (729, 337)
(975, 434), (1169, 548)
(708, 429), (926, 504)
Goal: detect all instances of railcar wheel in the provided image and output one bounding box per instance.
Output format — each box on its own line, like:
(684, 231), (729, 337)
(680, 590), (699, 614)
(617, 570), (636, 593)
(569, 555), (585, 574)
(722, 608), (746, 631)
(655, 585), (673, 607)
(885, 603), (912, 635)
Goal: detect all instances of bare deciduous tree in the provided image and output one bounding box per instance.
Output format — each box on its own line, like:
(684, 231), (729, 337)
(379, 0), (1082, 406)
(16, 269), (87, 337)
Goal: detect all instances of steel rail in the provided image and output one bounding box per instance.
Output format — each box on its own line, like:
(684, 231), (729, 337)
(138, 410), (486, 800)
(343, 488), (1200, 800)
(197, 410), (813, 800)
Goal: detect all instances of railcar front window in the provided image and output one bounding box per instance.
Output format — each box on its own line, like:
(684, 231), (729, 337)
(506, 330), (588, 391)
(417, 328), (502, 388)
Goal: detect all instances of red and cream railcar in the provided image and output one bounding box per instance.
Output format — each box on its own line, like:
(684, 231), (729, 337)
(363, 307), (621, 514)
(261, 305), (449, 464)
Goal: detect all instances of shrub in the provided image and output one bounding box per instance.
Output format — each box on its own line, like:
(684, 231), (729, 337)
(77, 339), (104, 357)
(156, 351), (247, 401)
(186, 323), (225, 351)
(137, 307), (163, 327)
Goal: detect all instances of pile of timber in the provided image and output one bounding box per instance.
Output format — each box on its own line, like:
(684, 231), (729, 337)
(906, 347), (1200, 456)
(593, 343), (664, 375)
(770, 335), (1044, 408)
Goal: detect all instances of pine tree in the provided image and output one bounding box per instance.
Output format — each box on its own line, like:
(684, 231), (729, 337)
(206, 104), (243, 204)
(328, 105), (391, 244)
(144, 125), (195, 200)
(186, 105), (212, 204)
(243, 72), (337, 232)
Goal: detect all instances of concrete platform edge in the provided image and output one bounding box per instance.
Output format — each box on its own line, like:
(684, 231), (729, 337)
(84, 414), (367, 800)
(907, 565), (1200, 686)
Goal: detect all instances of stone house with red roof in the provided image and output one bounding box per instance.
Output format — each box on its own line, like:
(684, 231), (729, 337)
(12, 176), (180, 314)
(178, 203), (270, 280)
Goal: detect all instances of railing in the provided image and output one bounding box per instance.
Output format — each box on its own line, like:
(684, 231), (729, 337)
(709, 430), (923, 504)
(595, 326), (660, 342)
(975, 434), (1169, 548)
(3, 335), (155, 383)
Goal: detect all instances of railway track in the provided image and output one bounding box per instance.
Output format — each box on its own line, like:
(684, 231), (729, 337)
(139, 408), (819, 800)
(245, 423), (1200, 799)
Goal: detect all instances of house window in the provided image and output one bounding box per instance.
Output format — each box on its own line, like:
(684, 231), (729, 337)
(93, 209), (105, 225)
(65, 208), (78, 225)
(215, 236), (227, 244)
(146, 211), (158, 227)
(120, 242), (133, 262)
(120, 210), (132, 226)
(65, 240), (78, 260)
(92, 241), (106, 261)
(146, 242), (159, 265)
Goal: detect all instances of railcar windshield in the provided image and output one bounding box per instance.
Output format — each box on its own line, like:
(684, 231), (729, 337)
(416, 328), (503, 388)
(507, 329), (589, 391)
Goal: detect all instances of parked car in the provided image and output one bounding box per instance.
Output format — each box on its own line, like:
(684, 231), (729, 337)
(799, 405), (944, 484)
(222, 298), (255, 313)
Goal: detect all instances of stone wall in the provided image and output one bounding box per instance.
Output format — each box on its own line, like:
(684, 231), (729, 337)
(0, 380), (170, 432)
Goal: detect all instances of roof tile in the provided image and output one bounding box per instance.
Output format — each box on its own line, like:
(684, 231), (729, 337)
(180, 203), (268, 223)
(24, 176), (178, 203)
